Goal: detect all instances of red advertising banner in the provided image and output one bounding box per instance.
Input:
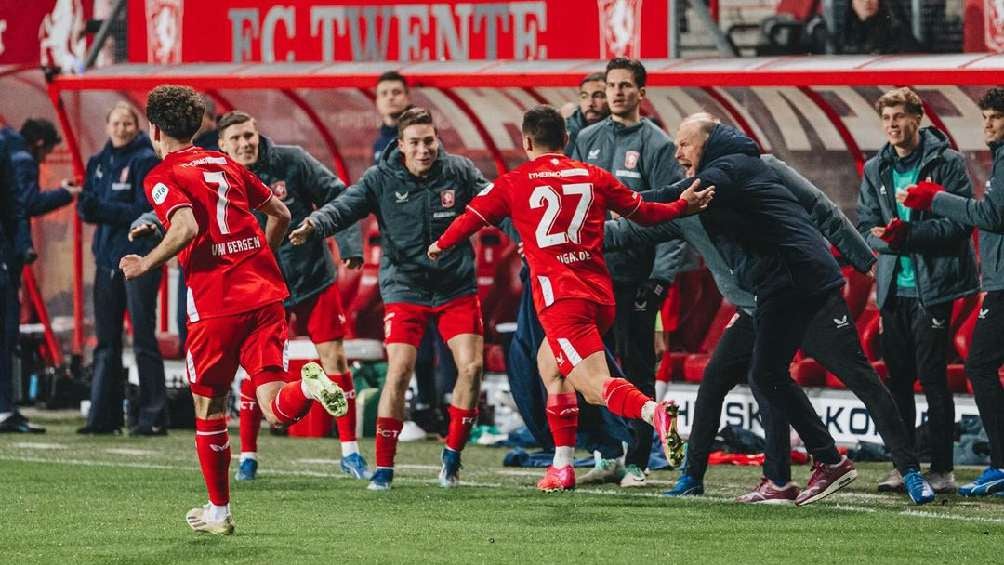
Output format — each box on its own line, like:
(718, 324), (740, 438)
(128, 0), (670, 63)
(0, 0), (60, 65)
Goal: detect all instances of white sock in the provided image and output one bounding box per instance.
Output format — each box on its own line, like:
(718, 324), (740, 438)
(206, 503), (230, 521)
(0, 412), (12, 423)
(240, 452), (257, 463)
(553, 446), (574, 468)
(640, 401), (657, 425)
(654, 380), (668, 403)
(341, 441), (359, 457)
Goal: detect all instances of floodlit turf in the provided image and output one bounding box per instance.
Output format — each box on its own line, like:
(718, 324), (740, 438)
(2, 415), (1003, 564)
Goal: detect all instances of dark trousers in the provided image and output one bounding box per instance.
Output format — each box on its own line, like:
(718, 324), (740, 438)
(751, 288), (840, 465)
(611, 283), (661, 468)
(0, 259), (16, 415)
(881, 296), (955, 472)
(964, 290), (1004, 468)
(87, 266), (165, 431)
(684, 292), (920, 483)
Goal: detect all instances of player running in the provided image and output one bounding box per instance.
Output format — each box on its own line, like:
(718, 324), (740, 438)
(428, 106), (712, 491)
(120, 85), (347, 535)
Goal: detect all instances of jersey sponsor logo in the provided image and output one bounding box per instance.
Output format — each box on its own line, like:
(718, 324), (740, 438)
(181, 156), (227, 167)
(614, 169), (642, 178)
(270, 180), (287, 199)
(587, 149), (600, 160)
(152, 182), (169, 205)
(394, 190), (409, 203)
(440, 189), (456, 208)
(834, 315), (849, 329)
(624, 150), (640, 170)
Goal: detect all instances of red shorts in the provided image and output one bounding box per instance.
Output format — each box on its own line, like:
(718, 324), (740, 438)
(537, 298), (615, 377)
(185, 302), (289, 397)
(383, 294), (484, 347)
(287, 283), (347, 343)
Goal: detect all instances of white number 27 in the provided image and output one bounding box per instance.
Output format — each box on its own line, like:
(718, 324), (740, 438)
(530, 182), (593, 248)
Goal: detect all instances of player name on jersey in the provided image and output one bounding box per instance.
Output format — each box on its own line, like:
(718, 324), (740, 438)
(210, 235), (263, 257)
(555, 250), (591, 265)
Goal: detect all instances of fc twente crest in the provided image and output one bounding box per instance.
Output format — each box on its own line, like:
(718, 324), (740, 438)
(440, 189), (456, 208)
(270, 180), (287, 199)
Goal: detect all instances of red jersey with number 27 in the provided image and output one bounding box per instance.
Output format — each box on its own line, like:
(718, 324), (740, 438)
(437, 154), (688, 313)
(144, 146), (288, 323)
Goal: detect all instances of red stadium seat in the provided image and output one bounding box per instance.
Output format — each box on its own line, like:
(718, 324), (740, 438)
(681, 300), (738, 383)
(842, 267), (874, 321)
(347, 219), (385, 341)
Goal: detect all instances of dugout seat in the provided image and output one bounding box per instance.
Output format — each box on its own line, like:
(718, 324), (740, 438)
(682, 300), (738, 384)
(346, 219), (385, 341)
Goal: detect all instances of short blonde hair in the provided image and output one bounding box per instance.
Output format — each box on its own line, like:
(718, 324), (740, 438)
(876, 87), (924, 117)
(106, 101), (140, 125)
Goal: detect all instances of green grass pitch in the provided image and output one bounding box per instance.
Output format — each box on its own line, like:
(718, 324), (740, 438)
(2, 415), (1002, 564)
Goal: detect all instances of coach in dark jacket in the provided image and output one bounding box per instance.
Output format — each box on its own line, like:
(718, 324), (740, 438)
(77, 104), (165, 436)
(674, 119), (853, 500)
(857, 88), (978, 491)
(605, 152), (928, 502)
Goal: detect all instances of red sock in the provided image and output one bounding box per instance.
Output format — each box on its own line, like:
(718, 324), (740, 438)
(602, 378), (651, 420)
(239, 378), (262, 455)
(195, 417), (231, 506)
(546, 393), (579, 448)
(330, 372), (356, 442)
(375, 417), (403, 468)
(270, 380), (312, 426)
(445, 405), (478, 452)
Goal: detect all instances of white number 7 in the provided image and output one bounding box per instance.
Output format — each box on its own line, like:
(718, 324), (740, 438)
(530, 182), (593, 248)
(203, 171), (231, 235)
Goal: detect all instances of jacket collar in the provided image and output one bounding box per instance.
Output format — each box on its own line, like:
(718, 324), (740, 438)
(696, 124), (760, 173)
(101, 131), (152, 156)
(878, 126), (949, 171)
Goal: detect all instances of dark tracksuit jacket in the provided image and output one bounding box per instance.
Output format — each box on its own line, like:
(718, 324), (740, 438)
(606, 154), (919, 481)
(857, 127), (978, 473)
(928, 138), (1004, 467)
(309, 144), (488, 307)
(0, 134), (30, 415)
(249, 136), (362, 308)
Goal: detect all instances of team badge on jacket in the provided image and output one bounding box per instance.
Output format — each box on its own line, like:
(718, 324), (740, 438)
(440, 189), (456, 208)
(624, 150), (640, 170)
(270, 180), (287, 199)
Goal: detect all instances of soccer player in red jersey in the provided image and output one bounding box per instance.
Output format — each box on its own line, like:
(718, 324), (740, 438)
(119, 85), (347, 535)
(429, 106), (713, 491)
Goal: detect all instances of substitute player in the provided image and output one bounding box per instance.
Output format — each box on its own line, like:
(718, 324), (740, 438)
(428, 105), (712, 491)
(289, 108), (488, 491)
(120, 85), (347, 534)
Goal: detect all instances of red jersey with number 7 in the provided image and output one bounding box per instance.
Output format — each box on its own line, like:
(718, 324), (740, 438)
(436, 153), (689, 313)
(144, 146), (288, 322)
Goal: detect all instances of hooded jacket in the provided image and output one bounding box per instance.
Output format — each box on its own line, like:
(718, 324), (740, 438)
(309, 143), (489, 306)
(687, 124), (844, 299)
(930, 139), (1004, 293)
(0, 131), (29, 264)
(857, 127), (979, 308)
(77, 133), (159, 269)
(250, 136), (362, 307)
(605, 154), (871, 310)
(571, 116), (684, 285)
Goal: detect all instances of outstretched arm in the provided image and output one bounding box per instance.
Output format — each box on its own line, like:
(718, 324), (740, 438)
(120, 207), (198, 279)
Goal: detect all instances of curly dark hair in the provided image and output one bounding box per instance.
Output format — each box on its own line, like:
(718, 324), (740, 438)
(145, 85), (205, 141)
(19, 118), (61, 149)
(978, 88), (1004, 113)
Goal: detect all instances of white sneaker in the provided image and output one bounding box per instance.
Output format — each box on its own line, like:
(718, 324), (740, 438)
(398, 421), (427, 442)
(578, 458), (626, 485)
(185, 504), (235, 535)
(300, 362), (347, 417)
(925, 471), (957, 494)
(619, 465), (647, 487)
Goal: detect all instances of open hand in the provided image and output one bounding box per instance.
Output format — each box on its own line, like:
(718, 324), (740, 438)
(288, 218), (315, 246)
(680, 178), (715, 215)
(128, 223), (158, 242)
(119, 254), (148, 280)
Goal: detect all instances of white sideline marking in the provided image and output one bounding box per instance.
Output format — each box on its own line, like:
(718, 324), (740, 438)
(104, 448), (158, 457)
(12, 442), (66, 450)
(295, 458), (341, 465)
(3, 454), (1002, 524)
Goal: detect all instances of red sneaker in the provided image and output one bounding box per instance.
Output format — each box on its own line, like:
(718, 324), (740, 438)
(537, 465), (575, 492)
(653, 401), (684, 468)
(736, 478), (800, 504)
(795, 456), (857, 507)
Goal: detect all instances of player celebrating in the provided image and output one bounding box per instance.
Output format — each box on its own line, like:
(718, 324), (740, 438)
(428, 105), (712, 491)
(289, 108), (488, 491)
(119, 85), (347, 534)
